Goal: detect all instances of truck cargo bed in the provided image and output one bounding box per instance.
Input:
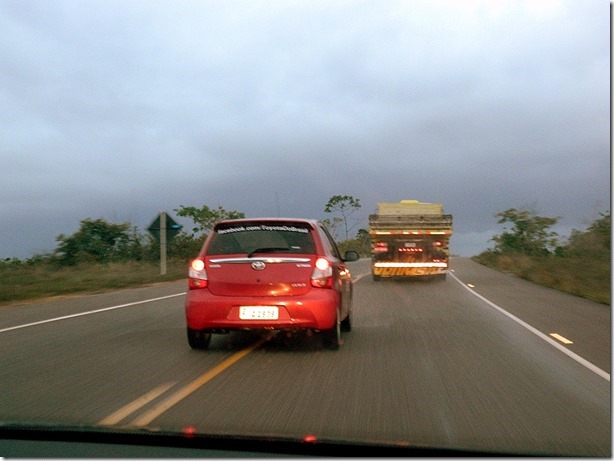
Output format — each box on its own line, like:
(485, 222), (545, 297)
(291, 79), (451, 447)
(368, 214), (453, 232)
(368, 200), (453, 280)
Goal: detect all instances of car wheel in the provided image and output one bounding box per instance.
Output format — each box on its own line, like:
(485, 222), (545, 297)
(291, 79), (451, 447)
(321, 308), (341, 350)
(187, 328), (212, 350)
(341, 309), (352, 332)
(372, 274), (381, 281)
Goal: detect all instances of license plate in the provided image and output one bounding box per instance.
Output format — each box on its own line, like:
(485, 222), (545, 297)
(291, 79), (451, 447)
(239, 306), (279, 320)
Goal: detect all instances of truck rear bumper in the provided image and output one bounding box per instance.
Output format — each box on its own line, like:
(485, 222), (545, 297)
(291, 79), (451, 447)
(372, 262), (447, 277)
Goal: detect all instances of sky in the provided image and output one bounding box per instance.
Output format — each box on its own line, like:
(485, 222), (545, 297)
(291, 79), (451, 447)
(1, 0), (610, 259)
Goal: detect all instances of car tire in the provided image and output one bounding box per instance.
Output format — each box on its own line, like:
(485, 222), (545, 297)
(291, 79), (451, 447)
(341, 309), (352, 332)
(372, 274), (381, 281)
(187, 328), (212, 350)
(321, 308), (341, 350)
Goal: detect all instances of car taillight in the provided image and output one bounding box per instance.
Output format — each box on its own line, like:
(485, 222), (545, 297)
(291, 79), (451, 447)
(311, 257), (333, 288)
(189, 259), (208, 289)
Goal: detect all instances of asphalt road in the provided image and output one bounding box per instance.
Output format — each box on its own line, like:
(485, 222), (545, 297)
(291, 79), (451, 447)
(0, 257), (610, 456)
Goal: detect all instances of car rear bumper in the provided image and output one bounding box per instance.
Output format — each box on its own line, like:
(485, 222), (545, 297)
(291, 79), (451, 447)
(185, 289), (339, 331)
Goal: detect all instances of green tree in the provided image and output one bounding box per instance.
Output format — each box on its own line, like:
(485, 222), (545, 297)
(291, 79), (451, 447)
(169, 232), (207, 260)
(355, 228), (371, 255)
(336, 228), (371, 257)
(563, 211), (610, 260)
(54, 218), (134, 265)
(323, 195), (361, 241)
(491, 208), (559, 256)
(321, 217), (344, 241)
(175, 204), (245, 236)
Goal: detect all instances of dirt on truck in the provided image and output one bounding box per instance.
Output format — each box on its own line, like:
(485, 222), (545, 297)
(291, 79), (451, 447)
(369, 200), (453, 281)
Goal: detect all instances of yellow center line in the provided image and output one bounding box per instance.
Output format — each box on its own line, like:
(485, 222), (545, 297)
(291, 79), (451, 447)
(98, 382), (176, 426)
(549, 333), (574, 345)
(129, 337), (268, 427)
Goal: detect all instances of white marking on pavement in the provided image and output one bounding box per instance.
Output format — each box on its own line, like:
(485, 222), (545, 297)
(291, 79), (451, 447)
(449, 272), (610, 382)
(0, 293), (186, 334)
(353, 272), (370, 282)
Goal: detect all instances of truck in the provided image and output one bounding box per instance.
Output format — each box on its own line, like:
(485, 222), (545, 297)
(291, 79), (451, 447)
(368, 200), (453, 281)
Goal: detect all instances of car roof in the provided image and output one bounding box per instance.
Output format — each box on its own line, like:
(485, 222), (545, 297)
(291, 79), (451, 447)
(214, 218), (320, 228)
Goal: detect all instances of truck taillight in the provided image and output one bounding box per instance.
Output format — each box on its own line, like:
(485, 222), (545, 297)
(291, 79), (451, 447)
(372, 242), (388, 253)
(311, 257), (333, 288)
(189, 259), (208, 289)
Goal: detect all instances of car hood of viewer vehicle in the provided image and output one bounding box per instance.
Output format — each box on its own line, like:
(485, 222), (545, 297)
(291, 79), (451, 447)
(0, 421), (545, 457)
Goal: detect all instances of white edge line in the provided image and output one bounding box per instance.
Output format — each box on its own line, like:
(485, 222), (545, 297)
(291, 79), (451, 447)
(353, 273), (370, 282)
(449, 272), (610, 382)
(0, 293), (187, 334)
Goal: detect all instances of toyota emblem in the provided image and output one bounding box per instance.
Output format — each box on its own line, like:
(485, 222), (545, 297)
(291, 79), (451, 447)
(251, 261), (266, 271)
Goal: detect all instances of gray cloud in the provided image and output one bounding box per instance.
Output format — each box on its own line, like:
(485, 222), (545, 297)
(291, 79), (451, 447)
(0, 0), (609, 259)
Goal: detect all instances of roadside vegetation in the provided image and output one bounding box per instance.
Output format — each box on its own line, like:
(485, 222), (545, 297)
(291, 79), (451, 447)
(0, 260), (187, 305)
(1, 197), (367, 305)
(3, 198), (608, 306)
(473, 209), (610, 305)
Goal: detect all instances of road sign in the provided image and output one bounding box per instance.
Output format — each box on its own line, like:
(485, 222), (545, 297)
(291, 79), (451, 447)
(147, 213), (182, 242)
(148, 211), (182, 276)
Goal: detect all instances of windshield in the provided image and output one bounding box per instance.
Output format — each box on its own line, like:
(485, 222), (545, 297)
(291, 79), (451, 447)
(207, 223), (315, 255)
(0, 0), (609, 457)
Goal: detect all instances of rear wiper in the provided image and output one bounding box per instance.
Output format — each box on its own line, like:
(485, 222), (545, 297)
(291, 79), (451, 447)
(247, 247), (291, 258)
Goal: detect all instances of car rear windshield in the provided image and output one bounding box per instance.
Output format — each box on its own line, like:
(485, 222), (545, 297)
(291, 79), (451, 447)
(207, 223), (316, 255)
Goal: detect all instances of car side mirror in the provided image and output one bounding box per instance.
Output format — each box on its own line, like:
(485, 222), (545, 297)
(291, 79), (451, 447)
(343, 250), (360, 262)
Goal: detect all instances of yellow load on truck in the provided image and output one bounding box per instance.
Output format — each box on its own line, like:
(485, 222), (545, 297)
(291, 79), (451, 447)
(368, 200), (453, 281)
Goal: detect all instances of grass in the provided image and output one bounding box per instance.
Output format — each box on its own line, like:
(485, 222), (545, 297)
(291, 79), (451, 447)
(2, 254), (609, 307)
(0, 260), (188, 305)
(472, 252), (610, 305)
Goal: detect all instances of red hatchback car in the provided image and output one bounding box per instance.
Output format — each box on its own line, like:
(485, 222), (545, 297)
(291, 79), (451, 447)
(185, 218), (359, 350)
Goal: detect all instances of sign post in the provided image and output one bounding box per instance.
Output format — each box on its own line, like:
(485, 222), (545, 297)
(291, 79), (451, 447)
(147, 211), (182, 276)
(160, 211), (167, 275)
